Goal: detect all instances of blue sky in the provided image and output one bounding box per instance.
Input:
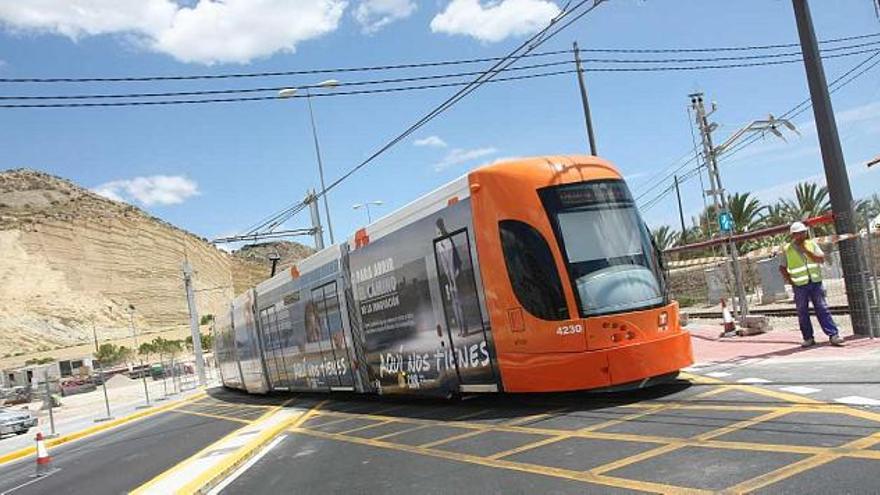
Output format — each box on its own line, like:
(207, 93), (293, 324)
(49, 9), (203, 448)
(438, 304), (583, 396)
(0, 0), (878, 250)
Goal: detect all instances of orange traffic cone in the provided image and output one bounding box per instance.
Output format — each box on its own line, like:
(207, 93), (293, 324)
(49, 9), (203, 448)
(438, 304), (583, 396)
(719, 298), (737, 338)
(34, 432), (53, 477)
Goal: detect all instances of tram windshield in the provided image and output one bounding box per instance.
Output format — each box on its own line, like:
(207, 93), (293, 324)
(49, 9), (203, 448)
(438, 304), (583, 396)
(540, 180), (665, 317)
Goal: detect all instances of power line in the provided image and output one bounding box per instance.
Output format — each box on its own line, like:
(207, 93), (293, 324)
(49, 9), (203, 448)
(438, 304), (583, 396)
(0, 69), (577, 108)
(2, 32), (877, 84)
(238, 0), (607, 240)
(0, 60), (573, 101)
(5, 42), (879, 104)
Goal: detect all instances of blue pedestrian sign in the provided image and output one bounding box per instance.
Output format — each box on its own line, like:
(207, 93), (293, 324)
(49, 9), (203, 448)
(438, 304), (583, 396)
(718, 211), (734, 233)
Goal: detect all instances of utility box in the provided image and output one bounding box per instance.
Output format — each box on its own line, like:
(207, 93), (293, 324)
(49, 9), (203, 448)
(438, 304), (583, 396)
(757, 256), (788, 304)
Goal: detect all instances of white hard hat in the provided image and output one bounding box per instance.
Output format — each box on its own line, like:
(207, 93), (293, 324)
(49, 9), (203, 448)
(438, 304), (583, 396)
(790, 221), (808, 234)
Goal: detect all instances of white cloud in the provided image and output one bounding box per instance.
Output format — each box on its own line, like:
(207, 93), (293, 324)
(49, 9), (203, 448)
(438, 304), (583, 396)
(93, 175), (200, 206)
(434, 147), (498, 171)
(354, 0), (416, 33)
(430, 0), (559, 43)
(414, 135), (448, 148)
(0, 0), (347, 65)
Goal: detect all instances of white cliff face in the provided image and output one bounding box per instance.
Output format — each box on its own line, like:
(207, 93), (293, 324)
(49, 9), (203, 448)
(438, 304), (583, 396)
(0, 169), (309, 359)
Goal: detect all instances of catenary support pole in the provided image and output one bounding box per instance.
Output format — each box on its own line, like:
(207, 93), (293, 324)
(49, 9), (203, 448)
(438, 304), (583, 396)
(183, 260), (207, 387)
(690, 93), (749, 321)
(573, 42), (598, 156)
(308, 189), (325, 251)
(792, 0), (873, 335)
(43, 370), (56, 437)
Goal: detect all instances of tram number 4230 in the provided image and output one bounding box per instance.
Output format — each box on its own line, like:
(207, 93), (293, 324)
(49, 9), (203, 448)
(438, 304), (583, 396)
(556, 324), (584, 336)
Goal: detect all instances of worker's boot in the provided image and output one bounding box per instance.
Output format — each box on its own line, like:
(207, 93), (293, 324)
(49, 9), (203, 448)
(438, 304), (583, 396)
(801, 338), (816, 348)
(830, 335), (845, 347)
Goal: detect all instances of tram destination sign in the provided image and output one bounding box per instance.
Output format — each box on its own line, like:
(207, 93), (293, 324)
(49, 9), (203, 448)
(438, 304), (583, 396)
(550, 180), (633, 208)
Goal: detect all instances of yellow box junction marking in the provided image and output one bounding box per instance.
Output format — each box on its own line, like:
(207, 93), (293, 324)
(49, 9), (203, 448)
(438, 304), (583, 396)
(284, 373), (880, 493)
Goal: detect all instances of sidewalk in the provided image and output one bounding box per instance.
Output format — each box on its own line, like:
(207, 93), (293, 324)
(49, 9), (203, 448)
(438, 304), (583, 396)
(0, 374), (215, 458)
(687, 320), (880, 366)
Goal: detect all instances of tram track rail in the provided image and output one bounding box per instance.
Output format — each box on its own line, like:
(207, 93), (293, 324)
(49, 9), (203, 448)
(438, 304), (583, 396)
(684, 305), (850, 319)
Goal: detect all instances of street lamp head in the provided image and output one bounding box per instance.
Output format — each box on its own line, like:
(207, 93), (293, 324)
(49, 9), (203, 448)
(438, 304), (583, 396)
(371, 200), (384, 206)
(318, 79), (340, 89)
(278, 88), (298, 98)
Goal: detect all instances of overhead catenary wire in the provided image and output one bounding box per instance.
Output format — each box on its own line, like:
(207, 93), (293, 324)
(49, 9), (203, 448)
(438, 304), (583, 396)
(639, 50), (880, 214)
(236, 0), (607, 239)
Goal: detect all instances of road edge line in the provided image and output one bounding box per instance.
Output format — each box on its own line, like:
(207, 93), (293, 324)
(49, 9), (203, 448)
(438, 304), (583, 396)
(0, 390), (207, 467)
(185, 400), (324, 495)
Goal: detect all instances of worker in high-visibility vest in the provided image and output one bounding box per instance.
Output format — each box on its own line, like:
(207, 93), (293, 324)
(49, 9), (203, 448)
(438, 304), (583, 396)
(778, 222), (845, 348)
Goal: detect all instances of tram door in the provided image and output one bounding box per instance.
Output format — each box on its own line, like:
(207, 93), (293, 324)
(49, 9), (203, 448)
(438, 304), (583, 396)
(310, 282), (355, 389)
(433, 229), (496, 388)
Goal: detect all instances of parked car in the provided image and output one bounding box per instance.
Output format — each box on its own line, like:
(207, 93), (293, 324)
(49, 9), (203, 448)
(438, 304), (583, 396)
(0, 407), (38, 437)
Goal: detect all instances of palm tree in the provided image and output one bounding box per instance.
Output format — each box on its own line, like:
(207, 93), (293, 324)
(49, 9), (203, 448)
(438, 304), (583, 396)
(727, 192), (765, 234)
(783, 182), (831, 220)
(856, 193), (880, 229)
(762, 200), (794, 228)
(651, 225), (679, 251)
(693, 204), (720, 239)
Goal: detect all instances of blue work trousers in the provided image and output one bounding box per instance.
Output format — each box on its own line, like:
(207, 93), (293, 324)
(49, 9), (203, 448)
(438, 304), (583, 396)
(793, 282), (839, 340)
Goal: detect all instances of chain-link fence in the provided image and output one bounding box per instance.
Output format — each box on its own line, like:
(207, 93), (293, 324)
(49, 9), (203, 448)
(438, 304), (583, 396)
(663, 207), (880, 338)
(0, 348), (217, 446)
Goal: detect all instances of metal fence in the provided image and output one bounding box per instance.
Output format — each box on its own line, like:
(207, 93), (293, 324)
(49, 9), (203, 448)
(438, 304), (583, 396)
(663, 209), (880, 338)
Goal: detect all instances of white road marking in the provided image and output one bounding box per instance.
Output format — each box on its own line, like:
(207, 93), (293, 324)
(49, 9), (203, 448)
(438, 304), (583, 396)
(0, 468), (60, 495)
(706, 372), (732, 378)
(834, 396), (880, 407)
(207, 434), (288, 495)
(779, 386), (821, 395)
(737, 378), (772, 384)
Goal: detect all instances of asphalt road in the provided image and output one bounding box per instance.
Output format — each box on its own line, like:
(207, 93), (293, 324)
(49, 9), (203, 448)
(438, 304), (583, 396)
(687, 357), (880, 409)
(218, 378), (880, 494)
(0, 390), (271, 495)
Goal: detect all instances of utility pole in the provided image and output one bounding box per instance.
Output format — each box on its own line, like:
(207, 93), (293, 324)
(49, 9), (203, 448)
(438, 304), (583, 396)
(182, 260), (207, 387)
(307, 189), (325, 251)
(690, 93), (750, 321)
(573, 42), (598, 156)
(674, 175), (687, 243)
(792, 0), (873, 335)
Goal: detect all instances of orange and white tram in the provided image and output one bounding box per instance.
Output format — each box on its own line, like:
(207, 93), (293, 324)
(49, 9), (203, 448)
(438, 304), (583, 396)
(214, 156), (693, 396)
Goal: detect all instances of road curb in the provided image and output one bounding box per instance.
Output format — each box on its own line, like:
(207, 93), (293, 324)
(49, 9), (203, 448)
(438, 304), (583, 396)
(0, 390), (207, 467)
(188, 405), (320, 495)
(132, 399), (323, 495)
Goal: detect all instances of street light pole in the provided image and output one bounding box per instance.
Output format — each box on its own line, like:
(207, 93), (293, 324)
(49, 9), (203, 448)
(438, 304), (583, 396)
(353, 201), (383, 224)
(279, 81), (339, 247)
(92, 321), (112, 421)
(304, 87), (335, 245)
(792, 0), (874, 335)
(128, 305), (151, 407)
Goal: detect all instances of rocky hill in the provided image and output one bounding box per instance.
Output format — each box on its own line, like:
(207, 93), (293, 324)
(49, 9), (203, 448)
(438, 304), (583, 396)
(0, 169), (313, 360)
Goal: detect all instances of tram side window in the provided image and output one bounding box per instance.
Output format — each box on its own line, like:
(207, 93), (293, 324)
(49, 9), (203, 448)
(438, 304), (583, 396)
(499, 220), (569, 321)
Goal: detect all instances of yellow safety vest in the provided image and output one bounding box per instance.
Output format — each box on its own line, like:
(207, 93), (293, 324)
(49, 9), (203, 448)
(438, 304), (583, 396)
(784, 240), (823, 286)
